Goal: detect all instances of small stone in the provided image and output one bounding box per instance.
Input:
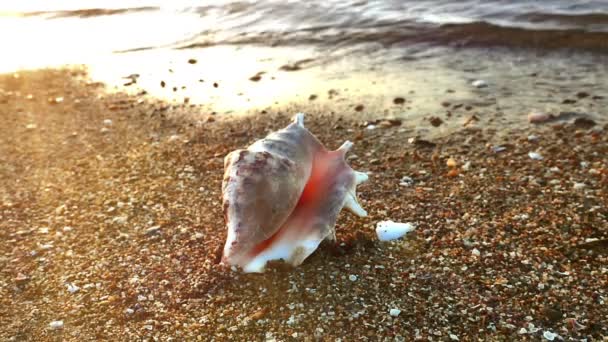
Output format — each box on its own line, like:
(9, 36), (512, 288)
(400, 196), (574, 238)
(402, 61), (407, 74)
(543, 331), (558, 341)
(348, 275), (357, 282)
(145, 225), (161, 236)
(66, 283), (80, 294)
(519, 328), (527, 334)
(528, 111), (551, 123)
(446, 158), (457, 168)
(573, 182), (586, 190)
(429, 116), (443, 127)
(472, 248), (481, 257)
(492, 146), (506, 153)
(49, 320), (64, 330)
(471, 80), (487, 88)
(449, 334), (459, 341)
(26, 123), (37, 130)
(393, 97), (405, 104)
(366, 124), (376, 130)
(125, 308), (135, 315)
(100, 127), (110, 134)
(188, 58), (197, 64)
(399, 176), (414, 187)
(103, 119), (113, 126)
(389, 308), (401, 317)
(528, 152), (543, 160)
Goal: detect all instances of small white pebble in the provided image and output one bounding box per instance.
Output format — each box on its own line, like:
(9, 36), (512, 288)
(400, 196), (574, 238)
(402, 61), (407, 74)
(462, 161), (471, 171)
(100, 127), (110, 134)
(528, 152), (543, 160)
(543, 331), (558, 341)
(125, 308), (134, 315)
(66, 283), (80, 294)
(62, 226), (73, 232)
(389, 308), (401, 317)
(518, 328), (527, 334)
(573, 182), (586, 190)
(399, 176), (414, 187)
(348, 275), (358, 282)
(103, 119), (113, 126)
(26, 123), (37, 130)
(471, 80), (487, 88)
(449, 333), (459, 341)
(366, 124), (376, 130)
(527, 134), (539, 141)
(580, 161), (589, 168)
(49, 320), (64, 330)
(471, 248), (481, 257)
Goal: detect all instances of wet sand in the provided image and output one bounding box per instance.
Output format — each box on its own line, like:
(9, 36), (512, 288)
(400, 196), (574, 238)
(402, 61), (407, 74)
(1, 69), (607, 340)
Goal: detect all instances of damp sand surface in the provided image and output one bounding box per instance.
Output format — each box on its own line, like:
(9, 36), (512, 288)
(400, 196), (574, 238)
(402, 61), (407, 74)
(1, 69), (608, 340)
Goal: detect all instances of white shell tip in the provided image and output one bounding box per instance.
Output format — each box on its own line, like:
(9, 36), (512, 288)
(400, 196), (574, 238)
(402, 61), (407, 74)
(375, 220), (415, 241)
(345, 193), (367, 217)
(354, 171), (369, 184)
(338, 140), (353, 153)
(293, 113), (305, 126)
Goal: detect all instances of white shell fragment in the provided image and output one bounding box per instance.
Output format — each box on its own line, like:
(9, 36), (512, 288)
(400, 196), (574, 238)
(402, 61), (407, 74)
(389, 308), (401, 317)
(528, 152), (543, 160)
(375, 221), (416, 241)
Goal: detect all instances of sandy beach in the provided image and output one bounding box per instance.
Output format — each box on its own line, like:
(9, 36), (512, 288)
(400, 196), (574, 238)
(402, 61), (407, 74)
(0, 68), (606, 340)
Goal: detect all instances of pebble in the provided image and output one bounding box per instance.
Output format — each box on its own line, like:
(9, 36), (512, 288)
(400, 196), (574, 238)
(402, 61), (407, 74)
(528, 152), (543, 160)
(492, 146), (506, 153)
(366, 124), (376, 130)
(389, 308), (401, 317)
(518, 328), (527, 334)
(66, 283), (80, 293)
(471, 248), (481, 257)
(543, 331), (558, 341)
(103, 119), (113, 126)
(573, 182), (586, 190)
(399, 176), (414, 187)
(471, 80), (487, 88)
(145, 225), (161, 236)
(100, 127), (110, 134)
(449, 334), (460, 341)
(348, 274), (358, 282)
(527, 134), (539, 141)
(528, 111), (551, 123)
(26, 123), (37, 130)
(49, 320), (64, 330)
(446, 158), (457, 168)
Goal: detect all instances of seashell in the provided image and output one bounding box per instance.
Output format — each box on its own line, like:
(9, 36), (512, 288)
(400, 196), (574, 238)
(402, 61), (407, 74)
(221, 113), (368, 272)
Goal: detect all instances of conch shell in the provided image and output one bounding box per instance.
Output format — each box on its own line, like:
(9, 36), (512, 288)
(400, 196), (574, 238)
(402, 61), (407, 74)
(221, 113), (368, 272)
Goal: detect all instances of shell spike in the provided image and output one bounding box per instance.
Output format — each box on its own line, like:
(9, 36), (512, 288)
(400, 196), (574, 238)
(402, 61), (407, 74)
(344, 192), (367, 217)
(354, 171), (369, 185)
(337, 140), (353, 155)
(293, 113), (305, 126)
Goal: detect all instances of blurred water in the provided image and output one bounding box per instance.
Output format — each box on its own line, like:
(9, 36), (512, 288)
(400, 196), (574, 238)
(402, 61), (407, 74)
(1, 1), (606, 131)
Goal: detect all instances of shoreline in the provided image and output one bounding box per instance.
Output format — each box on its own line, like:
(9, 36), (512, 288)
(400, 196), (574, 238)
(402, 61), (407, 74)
(0, 68), (607, 340)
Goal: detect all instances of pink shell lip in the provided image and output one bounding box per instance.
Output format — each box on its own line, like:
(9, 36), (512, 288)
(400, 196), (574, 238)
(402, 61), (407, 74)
(221, 113), (368, 272)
